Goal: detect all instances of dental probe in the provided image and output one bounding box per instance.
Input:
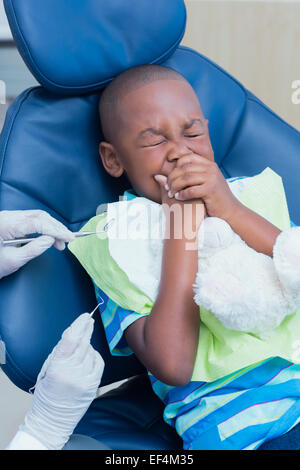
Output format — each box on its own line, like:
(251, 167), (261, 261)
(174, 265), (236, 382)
(89, 298), (104, 318)
(1, 218), (115, 247)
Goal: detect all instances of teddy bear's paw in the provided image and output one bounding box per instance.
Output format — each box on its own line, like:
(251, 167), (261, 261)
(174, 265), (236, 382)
(197, 217), (238, 257)
(193, 247), (293, 335)
(194, 269), (242, 305)
(273, 227), (300, 305)
(274, 227), (300, 266)
(194, 269), (261, 332)
(193, 264), (258, 327)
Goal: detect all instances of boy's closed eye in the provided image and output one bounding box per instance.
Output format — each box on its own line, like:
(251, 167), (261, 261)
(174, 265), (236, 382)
(141, 140), (166, 148)
(141, 133), (205, 148)
(138, 118), (206, 148)
(142, 134), (203, 148)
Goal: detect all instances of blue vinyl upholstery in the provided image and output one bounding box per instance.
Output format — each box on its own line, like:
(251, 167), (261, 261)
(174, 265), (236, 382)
(1, 0), (300, 450)
(3, 0), (186, 94)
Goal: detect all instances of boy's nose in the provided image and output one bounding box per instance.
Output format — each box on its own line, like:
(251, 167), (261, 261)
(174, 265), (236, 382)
(167, 139), (193, 163)
(160, 152), (190, 178)
(167, 148), (193, 164)
(159, 141), (194, 176)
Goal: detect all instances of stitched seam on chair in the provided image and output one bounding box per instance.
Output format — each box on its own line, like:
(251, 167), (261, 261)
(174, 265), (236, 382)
(177, 46), (248, 163)
(221, 94), (300, 168)
(247, 95), (300, 137)
(0, 180), (72, 225)
(6, 1), (187, 92)
(0, 86), (65, 392)
(178, 46), (248, 94)
(1, 343), (36, 392)
(0, 88), (36, 181)
(0, 87), (103, 226)
(0, 180), (96, 227)
(219, 165), (230, 178)
(143, 414), (168, 431)
(221, 99), (247, 164)
(220, 98), (248, 164)
(97, 395), (165, 431)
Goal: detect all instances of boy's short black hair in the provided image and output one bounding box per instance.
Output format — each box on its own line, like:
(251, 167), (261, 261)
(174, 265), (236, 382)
(98, 64), (188, 143)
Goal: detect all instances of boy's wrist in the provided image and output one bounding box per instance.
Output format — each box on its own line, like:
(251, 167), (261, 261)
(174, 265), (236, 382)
(163, 199), (206, 242)
(163, 199), (206, 229)
(222, 199), (245, 227)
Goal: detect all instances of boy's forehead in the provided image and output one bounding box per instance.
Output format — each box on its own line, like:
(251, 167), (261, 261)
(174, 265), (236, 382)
(125, 78), (198, 103)
(119, 79), (203, 123)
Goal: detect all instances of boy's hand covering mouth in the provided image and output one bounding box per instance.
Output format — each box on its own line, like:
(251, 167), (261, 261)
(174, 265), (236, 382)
(154, 152), (207, 211)
(154, 173), (183, 208)
(154, 171), (207, 236)
(156, 153), (241, 222)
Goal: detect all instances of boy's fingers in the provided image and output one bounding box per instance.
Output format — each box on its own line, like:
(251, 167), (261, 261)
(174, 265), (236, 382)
(13, 235), (55, 265)
(22, 210), (75, 242)
(154, 174), (168, 187)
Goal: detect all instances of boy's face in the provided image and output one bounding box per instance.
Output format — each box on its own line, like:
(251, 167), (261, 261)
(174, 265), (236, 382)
(99, 79), (214, 203)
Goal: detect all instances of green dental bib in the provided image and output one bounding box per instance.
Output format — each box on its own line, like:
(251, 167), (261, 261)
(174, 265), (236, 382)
(68, 167), (300, 382)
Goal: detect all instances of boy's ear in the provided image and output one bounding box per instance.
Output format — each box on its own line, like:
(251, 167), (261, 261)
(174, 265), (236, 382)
(99, 141), (125, 178)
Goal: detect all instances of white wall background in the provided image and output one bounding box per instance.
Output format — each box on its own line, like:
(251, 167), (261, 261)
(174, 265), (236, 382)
(0, 0), (38, 99)
(0, 0), (12, 40)
(182, 0), (300, 131)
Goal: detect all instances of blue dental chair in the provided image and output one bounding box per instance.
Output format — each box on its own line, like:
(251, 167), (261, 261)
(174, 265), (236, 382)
(0, 0), (299, 450)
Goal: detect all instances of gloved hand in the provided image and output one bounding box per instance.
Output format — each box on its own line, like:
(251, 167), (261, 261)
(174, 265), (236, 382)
(0, 210), (75, 279)
(18, 313), (105, 450)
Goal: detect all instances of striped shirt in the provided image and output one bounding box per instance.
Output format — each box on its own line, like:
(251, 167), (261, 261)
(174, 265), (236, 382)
(94, 180), (300, 450)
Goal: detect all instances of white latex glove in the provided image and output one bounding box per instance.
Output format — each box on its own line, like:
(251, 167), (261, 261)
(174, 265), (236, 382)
(18, 313), (105, 450)
(0, 210), (75, 279)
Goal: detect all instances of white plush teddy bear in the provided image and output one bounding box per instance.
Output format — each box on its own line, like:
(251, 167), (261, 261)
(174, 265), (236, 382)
(193, 217), (300, 338)
(107, 180), (300, 340)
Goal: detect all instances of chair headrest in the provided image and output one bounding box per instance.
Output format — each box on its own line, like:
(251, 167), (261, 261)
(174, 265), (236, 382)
(4, 0), (186, 95)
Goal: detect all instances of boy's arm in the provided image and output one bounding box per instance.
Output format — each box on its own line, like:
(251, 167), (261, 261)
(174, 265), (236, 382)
(125, 198), (205, 387)
(224, 201), (281, 258)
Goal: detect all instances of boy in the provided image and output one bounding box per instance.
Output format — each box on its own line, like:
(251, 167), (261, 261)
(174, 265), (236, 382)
(95, 64), (300, 450)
